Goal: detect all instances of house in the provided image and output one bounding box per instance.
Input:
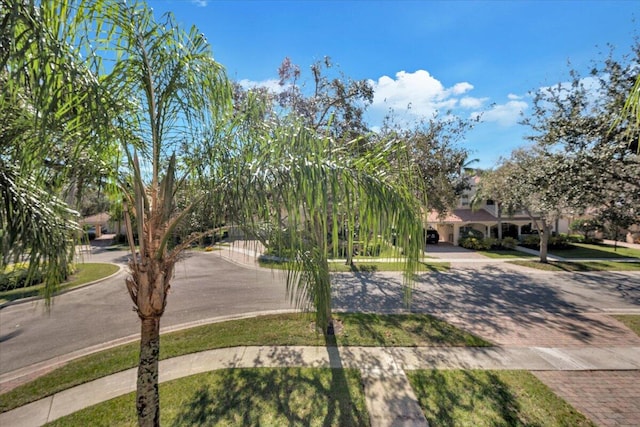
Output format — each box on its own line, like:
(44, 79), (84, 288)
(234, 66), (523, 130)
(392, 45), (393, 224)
(80, 212), (119, 238)
(426, 175), (569, 245)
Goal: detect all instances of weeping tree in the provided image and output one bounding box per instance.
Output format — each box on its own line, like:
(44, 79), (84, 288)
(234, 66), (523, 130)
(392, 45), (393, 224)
(228, 116), (426, 335)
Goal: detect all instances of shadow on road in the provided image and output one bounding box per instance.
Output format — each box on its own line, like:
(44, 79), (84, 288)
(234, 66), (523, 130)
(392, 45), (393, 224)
(332, 266), (640, 346)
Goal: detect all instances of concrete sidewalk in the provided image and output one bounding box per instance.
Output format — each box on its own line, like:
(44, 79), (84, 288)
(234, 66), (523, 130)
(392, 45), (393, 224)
(2, 344), (639, 427)
(1, 242), (638, 426)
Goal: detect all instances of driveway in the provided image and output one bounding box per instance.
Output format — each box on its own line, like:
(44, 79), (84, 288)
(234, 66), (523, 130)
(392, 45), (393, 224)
(332, 264), (640, 347)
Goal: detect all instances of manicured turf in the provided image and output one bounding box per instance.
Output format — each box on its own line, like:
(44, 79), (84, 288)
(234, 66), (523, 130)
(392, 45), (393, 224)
(407, 370), (595, 427)
(0, 263), (119, 303)
(509, 260), (640, 272)
(0, 313), (489, 413)
(477, 249), (536, 259)
(613, 315), (640, 337)
(550, 243), (640, 259)
(258, 258), (449, 272)
(47, 368), (369, 427)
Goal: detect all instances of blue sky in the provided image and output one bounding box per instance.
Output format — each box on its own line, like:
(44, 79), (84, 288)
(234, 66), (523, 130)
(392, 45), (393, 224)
(149, 0), (639, 168)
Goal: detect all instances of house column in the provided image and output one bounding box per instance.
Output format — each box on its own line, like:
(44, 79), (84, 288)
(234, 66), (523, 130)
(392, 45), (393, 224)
(517, 225), (522, 240)
(453, 225), (460, 246)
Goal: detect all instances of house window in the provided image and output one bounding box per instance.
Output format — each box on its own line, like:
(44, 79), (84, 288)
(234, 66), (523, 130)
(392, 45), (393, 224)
(486, 199), (495, 205)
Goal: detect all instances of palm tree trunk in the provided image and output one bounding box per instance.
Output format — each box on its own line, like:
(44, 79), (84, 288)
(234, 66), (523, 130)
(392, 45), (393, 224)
(137, 316), (161, 427)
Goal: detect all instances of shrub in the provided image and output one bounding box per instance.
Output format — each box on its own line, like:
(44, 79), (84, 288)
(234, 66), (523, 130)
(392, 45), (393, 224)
(0, 267), (43, 291)
(520, 235), (540, 248)
(460, 228), (484, 239)
(459, 236), (498, 250)
(0, 263), (75, 291)
(500, 237), (519, 249)
(549, 235), (572, 249)
(482, 237), (499, 250)
(565, 234), (584, 243)
(458, 237), (478, 249)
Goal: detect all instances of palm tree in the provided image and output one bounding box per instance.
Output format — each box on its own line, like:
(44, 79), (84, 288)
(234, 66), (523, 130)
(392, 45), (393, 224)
(4, 3), (426, 426)
(83, 3), (231, 424)
(234, 119), (425, 335)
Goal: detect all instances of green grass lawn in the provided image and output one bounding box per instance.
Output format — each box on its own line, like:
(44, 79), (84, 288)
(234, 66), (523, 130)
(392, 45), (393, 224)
(550, 242), (640, 259)
(0, 313), (489, 413)
(407, 370), (595, 427)
(509, 260), (640, 272)
(47, 368), (369, 427)
(0, 263), (120, 303)
(613, 315), (640, 336)
(477, 249), (537, 259)
(259, 258), (450, 272)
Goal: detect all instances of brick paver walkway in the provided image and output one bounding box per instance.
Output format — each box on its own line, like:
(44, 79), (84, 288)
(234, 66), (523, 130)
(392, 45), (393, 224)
(534, 371), (640, 427)
(439, 312), (640, 426)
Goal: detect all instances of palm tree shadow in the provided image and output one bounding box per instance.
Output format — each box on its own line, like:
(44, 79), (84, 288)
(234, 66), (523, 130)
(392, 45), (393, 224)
(323, 333), (369, 427)
(168, 346), (369, 426)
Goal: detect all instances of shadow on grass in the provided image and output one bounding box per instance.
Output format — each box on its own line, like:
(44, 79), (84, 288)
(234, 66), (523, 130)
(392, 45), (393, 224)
(407, 369), (595, 426)
(551, 243), (640, 260)
(169, 342), (369, 426)
(332, 265), (640, 346)
(349, 264), (378, 273)
(409, 370), (520, 426)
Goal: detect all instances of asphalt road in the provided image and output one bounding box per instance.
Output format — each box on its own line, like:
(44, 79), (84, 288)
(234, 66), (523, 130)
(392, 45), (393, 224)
(0, 249), (293, 374)
(1, 247), (639, 375)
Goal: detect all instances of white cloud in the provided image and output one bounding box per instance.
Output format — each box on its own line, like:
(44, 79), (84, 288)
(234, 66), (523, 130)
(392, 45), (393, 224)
(368, 70), (475, 117)
(191, 0), (208, 6)
(237, 78), (285, 93)
(460, 96), (488, 109)
(507, 93), (522, 100)
(452, 82), (474, 95)
(478, 100), (528, 126)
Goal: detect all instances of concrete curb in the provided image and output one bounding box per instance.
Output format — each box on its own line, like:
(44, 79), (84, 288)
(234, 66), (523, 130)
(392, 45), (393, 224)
(0, 309), (301, 392)
(0, 263), (124, 309)
(1, 345), (639, 427)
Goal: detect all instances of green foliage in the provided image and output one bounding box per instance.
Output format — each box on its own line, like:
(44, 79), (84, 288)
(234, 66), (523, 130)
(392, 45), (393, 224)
(1, 0), (120, 299)
(364, 242), (382, 257)
(0, 264), (43, 292)
(379, 115), (476, 214)
(570, 218), (601, 237)
(460, 228), (484, 239)
(520, 234), (541, 248)
(501, 236), (519, 249)
(459, 237), (494, 250)
(520, 234), (573, 250)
